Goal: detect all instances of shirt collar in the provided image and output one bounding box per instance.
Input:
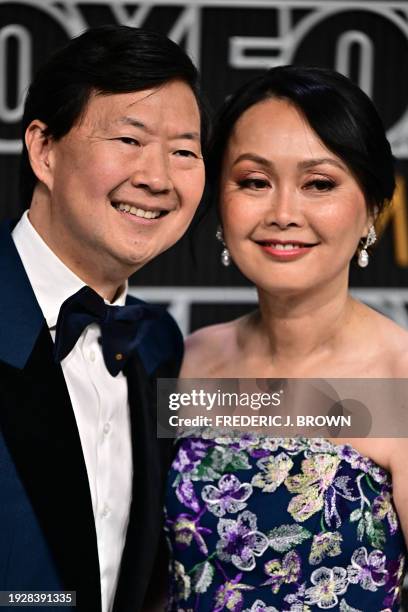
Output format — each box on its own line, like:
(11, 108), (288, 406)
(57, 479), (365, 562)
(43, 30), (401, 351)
(12, 210), (127, 329)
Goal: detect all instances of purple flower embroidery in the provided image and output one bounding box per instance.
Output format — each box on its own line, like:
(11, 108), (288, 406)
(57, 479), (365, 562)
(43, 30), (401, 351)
(347, 547), (388, 591)
(176, 479), (200, 513)
(173, 439), (213, 474)
(213, 572), (254, 612)
(262, 550), (301, 593)
(236, 434), (276, 458)
(337, 445), (387, 484)
(216, 511), (269, 571)
(215, 435), (281, 459)
(383, 555), (405, 608)
(167, 509), (212, 555)
(338, 445), (369, 470)
(202, 474), (253, 517)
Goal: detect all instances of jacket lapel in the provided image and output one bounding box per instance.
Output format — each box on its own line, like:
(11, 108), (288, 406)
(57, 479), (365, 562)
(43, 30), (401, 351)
(0, 220), (44, 369)
(0, 220), (101, 610)
(112, 302), (183, 611)
(113, 354), (176, 612)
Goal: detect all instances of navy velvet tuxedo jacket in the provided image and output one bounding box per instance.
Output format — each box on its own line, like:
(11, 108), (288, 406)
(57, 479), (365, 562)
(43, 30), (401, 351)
(0, 220), (182, 611)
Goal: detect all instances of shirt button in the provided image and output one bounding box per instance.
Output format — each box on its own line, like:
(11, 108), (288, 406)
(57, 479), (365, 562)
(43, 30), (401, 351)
(103, 422), (111, 435)
(101, 504), (110, 518)
(89, 350), (96, 362)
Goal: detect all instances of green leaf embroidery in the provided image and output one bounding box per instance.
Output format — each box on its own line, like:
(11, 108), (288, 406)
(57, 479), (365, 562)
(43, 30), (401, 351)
(357, 518), (365, 541)
(339, 600), (362, 612)
(192, 561), (215, 594)
(356, 511), (386, 549)
(350, 509), (362, 522)
(367, 518), (386, 549)
(268, 524), (312, 552)
(224, 452), (252, 472)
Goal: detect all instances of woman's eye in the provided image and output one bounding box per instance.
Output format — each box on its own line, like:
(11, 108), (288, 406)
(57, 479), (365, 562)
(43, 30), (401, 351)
(117, 137), (140, 146)
(304, 179), (336, 191)
(238, 178), (269, 190)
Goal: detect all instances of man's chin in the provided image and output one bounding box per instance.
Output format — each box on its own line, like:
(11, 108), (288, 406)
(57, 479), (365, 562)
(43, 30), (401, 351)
(112, 250), (156, 275)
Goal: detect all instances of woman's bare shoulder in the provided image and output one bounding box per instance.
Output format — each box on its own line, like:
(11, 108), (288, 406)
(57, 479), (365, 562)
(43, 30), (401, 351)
(356, 302), (408, 375)
(374, 312), (408, 375)
(180, 318), (243, 377)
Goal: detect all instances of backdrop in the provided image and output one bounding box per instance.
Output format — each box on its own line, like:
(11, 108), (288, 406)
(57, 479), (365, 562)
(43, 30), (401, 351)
(1, 0), (408, 338)
(1, 1), (408, 608)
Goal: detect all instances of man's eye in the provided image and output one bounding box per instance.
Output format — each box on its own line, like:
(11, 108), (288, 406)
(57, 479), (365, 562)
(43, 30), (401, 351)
(117, 137), (140, 146)
(174, 149), (198, 158)
(304, 179), (336, 191)
(238, 178), (269, 190)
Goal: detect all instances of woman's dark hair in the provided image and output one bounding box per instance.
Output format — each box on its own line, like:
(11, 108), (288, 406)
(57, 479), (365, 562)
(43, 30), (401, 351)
(20, 24), (209, 208)
(208, 65), (395, 216)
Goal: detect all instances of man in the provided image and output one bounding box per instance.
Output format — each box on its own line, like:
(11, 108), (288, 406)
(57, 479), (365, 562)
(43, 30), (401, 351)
(0, 25), (206, 611)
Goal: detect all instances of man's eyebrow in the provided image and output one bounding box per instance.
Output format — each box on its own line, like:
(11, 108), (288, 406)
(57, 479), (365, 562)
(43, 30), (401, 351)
(172, 131), (201, 141)
(117, 116), (151, 132)
(116, 117), (200, 142)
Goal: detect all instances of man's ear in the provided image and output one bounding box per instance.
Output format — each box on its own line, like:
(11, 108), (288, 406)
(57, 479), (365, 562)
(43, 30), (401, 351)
(25, 120), (56, 191)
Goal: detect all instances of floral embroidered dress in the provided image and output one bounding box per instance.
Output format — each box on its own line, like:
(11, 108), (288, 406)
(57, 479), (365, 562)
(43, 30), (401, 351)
(164, 433), (406, 611)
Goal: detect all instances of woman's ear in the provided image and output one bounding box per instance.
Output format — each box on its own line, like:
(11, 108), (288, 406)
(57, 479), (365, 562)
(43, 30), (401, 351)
(25, 120), (55, 191)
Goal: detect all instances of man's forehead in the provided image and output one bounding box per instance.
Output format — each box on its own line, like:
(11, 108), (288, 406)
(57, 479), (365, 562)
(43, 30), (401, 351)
(83, 88), (158, 118)
(81, 85), (198, 128)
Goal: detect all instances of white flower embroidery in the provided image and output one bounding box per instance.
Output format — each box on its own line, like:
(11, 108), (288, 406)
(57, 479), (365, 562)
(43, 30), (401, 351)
(252, 452), (293, 493)
(347, 546), (388, 591)
(202, 474), (253, 517)
(216, 511), (269, 571)
(305, 566), (348, 609)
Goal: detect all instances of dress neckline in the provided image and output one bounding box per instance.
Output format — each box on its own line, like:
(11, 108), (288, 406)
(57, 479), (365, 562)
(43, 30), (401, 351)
(298, 437), (391, 484)
(177, 428), (391, 485)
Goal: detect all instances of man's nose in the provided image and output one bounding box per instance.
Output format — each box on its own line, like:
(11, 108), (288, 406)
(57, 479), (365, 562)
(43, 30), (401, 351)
(129, 145), (173, 194)
(263, 186), (303, 229)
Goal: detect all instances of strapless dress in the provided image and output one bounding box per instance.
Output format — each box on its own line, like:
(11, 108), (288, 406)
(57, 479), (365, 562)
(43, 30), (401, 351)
(164, 433), (406, 611)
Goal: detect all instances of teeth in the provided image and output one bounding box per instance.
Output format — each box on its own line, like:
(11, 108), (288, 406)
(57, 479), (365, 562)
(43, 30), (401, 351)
(272, 243), (298, 250)
(116, 203), (161, 218)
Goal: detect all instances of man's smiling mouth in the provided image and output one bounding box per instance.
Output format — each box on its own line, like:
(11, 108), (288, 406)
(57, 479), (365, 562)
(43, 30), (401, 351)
(111, 202), (169, 219)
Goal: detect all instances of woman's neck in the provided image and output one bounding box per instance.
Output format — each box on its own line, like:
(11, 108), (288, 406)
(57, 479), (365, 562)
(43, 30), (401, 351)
(253, 276), (355, 367)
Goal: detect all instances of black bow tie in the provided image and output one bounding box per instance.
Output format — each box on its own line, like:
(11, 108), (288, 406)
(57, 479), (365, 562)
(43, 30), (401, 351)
(54, 286), (163, 376)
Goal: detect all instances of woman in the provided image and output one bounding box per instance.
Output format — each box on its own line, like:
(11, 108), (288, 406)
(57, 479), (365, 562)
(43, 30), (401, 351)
(164, 66), (408, 611)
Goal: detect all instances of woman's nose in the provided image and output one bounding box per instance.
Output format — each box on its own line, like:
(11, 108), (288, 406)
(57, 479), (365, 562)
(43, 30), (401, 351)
(263, 187), (304, 229)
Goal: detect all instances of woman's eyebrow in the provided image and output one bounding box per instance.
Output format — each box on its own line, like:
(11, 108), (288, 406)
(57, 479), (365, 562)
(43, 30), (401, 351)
(232, 153), (274, 170)
(298, 157), (348, 172)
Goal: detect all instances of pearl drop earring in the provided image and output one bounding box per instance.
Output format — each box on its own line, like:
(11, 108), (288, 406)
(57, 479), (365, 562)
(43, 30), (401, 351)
(216, 226), (231, 267)
(358, 225), (376, 268)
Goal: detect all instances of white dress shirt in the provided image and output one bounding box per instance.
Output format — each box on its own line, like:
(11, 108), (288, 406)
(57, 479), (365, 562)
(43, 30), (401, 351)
(12, 211), (133, 612)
